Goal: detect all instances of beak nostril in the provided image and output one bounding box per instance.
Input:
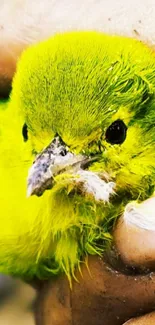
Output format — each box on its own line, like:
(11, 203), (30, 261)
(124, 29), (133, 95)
(60, 148), (67, 156)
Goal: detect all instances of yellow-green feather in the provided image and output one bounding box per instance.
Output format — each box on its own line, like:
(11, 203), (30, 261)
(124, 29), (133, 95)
(1, 32), (155, 281)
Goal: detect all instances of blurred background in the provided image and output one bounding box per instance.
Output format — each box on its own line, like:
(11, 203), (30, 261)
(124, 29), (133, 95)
(0, 0), (155, 323)
(0, 276), (35, 325)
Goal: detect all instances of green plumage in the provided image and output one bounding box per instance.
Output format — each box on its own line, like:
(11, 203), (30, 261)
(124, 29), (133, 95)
(1, 32), (155, 282)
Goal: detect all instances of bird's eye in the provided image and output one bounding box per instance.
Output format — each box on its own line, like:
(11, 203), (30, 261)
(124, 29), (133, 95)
(22, 123), (28, 142)
(105, 119), (127, 145)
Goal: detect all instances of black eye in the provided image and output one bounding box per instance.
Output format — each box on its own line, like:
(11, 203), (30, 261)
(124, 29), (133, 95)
(22, 123), (28, 142)
(105, 119), (127, 145)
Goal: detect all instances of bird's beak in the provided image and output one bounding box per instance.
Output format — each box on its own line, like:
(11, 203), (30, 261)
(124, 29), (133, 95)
(27, 136), (89, 197)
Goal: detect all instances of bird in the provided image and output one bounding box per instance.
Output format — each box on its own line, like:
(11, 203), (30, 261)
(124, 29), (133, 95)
(1, 31), (155, 283)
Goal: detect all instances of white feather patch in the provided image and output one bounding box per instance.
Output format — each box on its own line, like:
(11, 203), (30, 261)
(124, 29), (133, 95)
(75, 170), (115, 202)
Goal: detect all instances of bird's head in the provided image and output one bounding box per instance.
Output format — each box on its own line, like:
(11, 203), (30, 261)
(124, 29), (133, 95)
(12, 32), (155, 201)
(6, 31), (155, 278)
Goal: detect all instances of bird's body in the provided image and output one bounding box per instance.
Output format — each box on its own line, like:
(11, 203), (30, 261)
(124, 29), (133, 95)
(1, 32), (155, 281)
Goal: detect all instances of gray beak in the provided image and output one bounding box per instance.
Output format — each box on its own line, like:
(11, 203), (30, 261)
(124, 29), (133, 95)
(27, 136), (87, 197)
(27, 136), (115, 202)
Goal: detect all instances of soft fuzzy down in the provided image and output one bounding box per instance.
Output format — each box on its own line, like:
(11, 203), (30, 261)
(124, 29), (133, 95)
(1, 32), (155, 282)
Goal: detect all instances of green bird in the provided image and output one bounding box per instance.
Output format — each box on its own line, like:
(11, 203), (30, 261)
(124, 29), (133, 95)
(1, 31), (155, 282)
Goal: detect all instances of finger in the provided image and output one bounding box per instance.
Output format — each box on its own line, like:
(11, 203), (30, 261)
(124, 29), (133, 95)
(35, 256), (155, 325)
(123, 311), (155, 324)
(113, 197), (155, 270)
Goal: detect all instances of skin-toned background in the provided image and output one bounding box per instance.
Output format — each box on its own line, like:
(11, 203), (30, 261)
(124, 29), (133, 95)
(0, 0), (155, 324)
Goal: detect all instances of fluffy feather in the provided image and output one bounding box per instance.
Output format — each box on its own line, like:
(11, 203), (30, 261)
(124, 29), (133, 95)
(1, 32), (155, 281)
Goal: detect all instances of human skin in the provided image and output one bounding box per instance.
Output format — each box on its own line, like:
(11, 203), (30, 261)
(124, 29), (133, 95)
(35, 256), (155, 325)
(113, 198), (155, 270)
(124, 312), (155, 324)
